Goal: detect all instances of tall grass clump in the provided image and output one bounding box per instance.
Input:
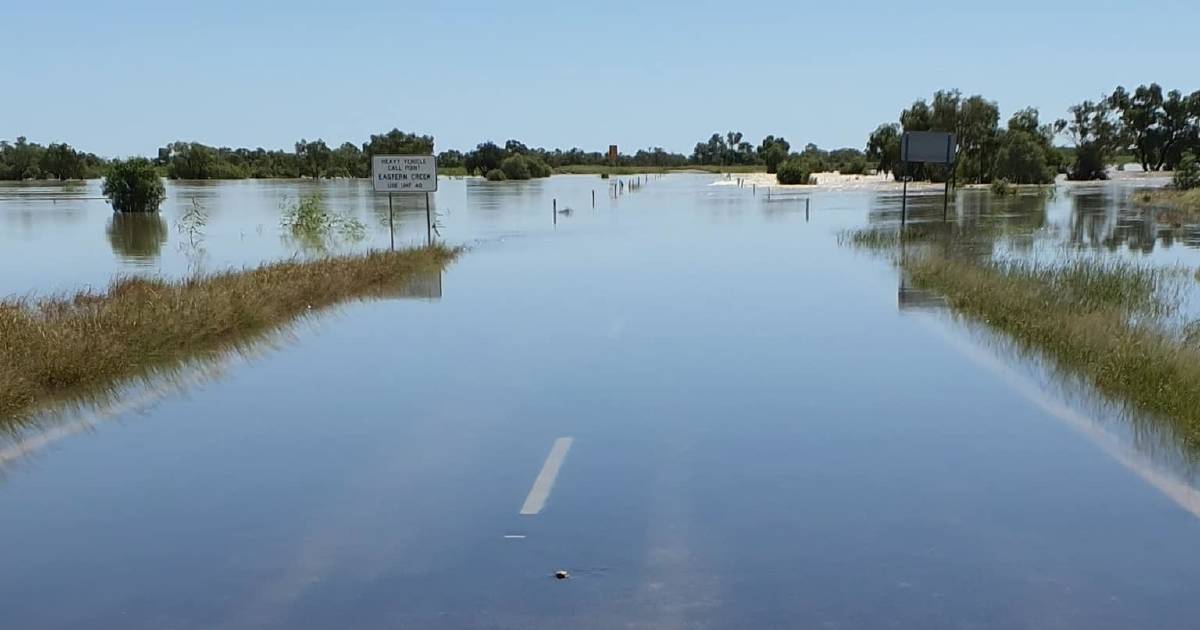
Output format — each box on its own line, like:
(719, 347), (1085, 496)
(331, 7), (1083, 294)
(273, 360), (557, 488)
(0, 246), (458, 419)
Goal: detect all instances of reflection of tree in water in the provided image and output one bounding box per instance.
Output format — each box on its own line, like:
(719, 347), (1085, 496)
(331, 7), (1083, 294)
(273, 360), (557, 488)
(1068, 188), (1200, 253)
(106, 213), (167, 262)
(868, 190), (1050, 262)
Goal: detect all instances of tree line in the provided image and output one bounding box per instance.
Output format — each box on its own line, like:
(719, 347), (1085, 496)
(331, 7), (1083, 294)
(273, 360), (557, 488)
(866, 84), (1200, 184)
(6, 84), (1197, 184)
(0, 137), (107, 180)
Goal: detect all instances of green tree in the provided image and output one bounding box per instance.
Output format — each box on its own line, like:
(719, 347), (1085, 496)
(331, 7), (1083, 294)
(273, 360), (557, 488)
(1174, 151), (1200, 190)
(362, 129), (434, 158)
(993, 131), (1054, 184)
(758, 135), (791, 173)
(500, 154), (532, 180)
(437, 149), (465, 168)
(295, 138), (332, 179)
(465, 141), (505, 175)
(866, 123), (901, 177)
(1059, 99), (1119, 180)
(39, 143), (86, 180)
(103, 158), (166, 213)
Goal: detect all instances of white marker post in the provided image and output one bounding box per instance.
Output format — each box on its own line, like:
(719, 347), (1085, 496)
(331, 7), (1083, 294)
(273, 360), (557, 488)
(372, 154), (438, 248)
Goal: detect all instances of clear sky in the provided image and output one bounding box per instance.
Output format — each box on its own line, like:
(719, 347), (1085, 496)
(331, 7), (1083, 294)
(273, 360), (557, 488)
(3, 0), (1198, 157)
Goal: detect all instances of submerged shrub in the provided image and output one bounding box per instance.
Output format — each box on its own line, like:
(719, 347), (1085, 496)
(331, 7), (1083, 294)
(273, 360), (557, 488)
(102, 158), (166, 213)
(485, 168), (507, 181)
(500, 155), (532, 180)
(776, 158), (813, 185)
(1174, 152), (1200, 191)
(990, 179), (1015, 196)
(279, 194), (365, 248)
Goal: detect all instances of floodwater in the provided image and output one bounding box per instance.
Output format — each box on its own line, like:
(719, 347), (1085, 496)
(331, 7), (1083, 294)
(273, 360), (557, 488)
(2, 174), (1200, 629)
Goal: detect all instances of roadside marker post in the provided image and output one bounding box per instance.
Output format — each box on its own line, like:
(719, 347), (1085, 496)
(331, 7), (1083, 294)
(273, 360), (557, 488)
(372, 154), (438, 248)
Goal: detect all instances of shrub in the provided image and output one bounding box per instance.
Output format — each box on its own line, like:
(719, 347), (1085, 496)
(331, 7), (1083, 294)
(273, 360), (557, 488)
(485, 168), (507, 181)
(500, 155), (532, 180)
(776, 158), (813, 185)
(990, 179), (1015, 196)
(1175, 152), (1200, 191)
(528, 156), (553, 178)
(103, 158), (166, 213)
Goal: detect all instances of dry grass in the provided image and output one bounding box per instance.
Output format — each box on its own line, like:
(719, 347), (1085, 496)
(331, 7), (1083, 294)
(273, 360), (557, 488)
(906, 256), (1200, 443)
(0, 245), (457, 419)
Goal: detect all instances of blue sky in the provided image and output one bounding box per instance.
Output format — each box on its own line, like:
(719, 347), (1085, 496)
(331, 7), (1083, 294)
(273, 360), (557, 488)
(3, 0), (1198, 157)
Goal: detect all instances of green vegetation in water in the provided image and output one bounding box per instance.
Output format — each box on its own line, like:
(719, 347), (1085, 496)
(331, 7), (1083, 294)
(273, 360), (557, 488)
(842, 226), (1200, 444)
(103, 158), (166, 213)
(0, 246), (458, 420)
(280, 194), (366, 249)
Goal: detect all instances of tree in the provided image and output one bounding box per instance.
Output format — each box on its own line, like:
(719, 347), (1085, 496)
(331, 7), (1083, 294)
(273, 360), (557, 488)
(1174, 151), (1200, 190)
(362, 129), (434, 158)
(500, 154), (532, 180)
(295, 138), (332, 179)
(465, 141), (505, 175)
(866, 124), (901, 177)
(758, 135), (790, 173)
(437, 149), (465, 168)
(993, 131), (1054, 184)
(103, 158), (166, 213)
(39, 143), (86, 180)
(691, 133), (729, 165)
(1059, 99), (1119, 180)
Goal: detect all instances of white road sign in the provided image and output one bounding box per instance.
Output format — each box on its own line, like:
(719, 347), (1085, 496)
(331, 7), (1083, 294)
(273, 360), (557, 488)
(372, 155), (438, 193)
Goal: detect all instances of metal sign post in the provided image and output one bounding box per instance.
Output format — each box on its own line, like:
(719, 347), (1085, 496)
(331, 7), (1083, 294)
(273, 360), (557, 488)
(899, 131), (956, 226)
(372, 154), (438, 249)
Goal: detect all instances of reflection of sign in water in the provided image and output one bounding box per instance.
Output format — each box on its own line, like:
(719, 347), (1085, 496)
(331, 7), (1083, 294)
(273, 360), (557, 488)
(389, 268), (443, 301)
(372, 155), (438, 193)
(897, 273), (948, 310)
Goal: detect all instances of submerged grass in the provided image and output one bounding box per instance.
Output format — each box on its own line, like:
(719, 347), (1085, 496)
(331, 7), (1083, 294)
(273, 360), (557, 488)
(1133, 188), (1200, 218)
(883, 241), (1200, 441)
(0, 245), (457, 420)
(841, 224), (1200, 442)
(905, 255), (1200, 442)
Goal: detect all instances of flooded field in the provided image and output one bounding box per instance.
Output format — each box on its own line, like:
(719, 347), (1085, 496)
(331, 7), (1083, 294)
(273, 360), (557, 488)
(3, 174), (1200, 629)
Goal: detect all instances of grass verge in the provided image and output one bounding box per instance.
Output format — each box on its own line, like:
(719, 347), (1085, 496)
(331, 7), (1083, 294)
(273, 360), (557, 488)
(0, 245), (457, 420)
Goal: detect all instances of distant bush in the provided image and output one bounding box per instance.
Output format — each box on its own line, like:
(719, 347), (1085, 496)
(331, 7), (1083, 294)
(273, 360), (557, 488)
(776, 158), (813, 185)
(839, 157), (867, 175)
(1174, 152), (1200, 190)
(528, 156), (553, 178)
(990, 179), (1016, 196)
(485, 168), (507, 181)
(103, 158), (166, 213)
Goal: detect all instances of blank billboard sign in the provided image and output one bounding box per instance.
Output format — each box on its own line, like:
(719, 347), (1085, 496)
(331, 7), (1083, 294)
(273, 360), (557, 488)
(901, 132), (956, 164)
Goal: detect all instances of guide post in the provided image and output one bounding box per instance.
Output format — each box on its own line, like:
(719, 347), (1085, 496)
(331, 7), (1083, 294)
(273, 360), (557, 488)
(372, 155), (438, 248)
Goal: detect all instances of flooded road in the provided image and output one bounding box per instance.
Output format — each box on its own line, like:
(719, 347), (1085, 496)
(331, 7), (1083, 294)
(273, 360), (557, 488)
(3, 174), (1200, 628)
